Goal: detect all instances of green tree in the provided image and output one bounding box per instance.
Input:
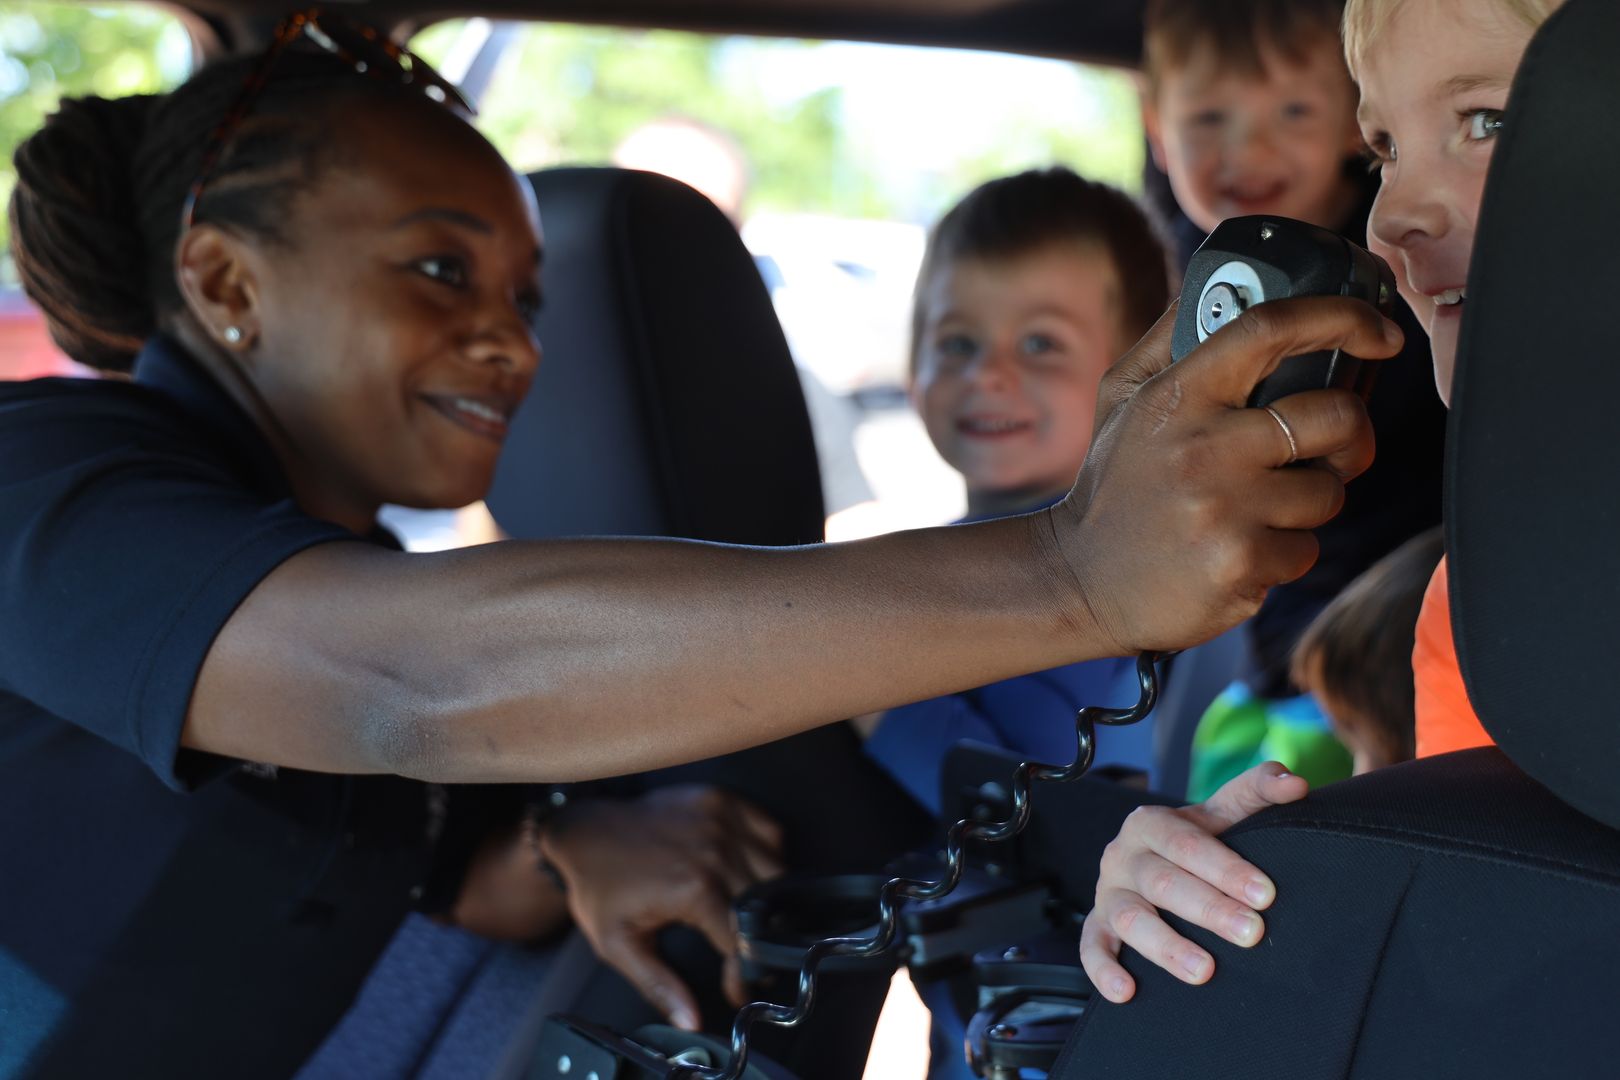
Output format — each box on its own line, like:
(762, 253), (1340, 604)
(413, 23), (879, 219)
(412, 21), (1142, 225)
(0, 3), (189, 264)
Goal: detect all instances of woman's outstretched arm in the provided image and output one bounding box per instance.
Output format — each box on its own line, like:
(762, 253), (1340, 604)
(184, 297), (1398, 782)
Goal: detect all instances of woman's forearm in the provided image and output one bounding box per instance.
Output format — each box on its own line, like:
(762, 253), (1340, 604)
(395, 512), (1098, 781)
(186, 511), (1095, 783)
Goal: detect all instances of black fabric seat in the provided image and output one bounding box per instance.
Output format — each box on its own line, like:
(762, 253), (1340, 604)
(486, 167), (930, 1079)
(1052, 1), (1620, 1075)
(490, 162), (928, 870)
(488, 166), (823, 544)
(1059, 750), (1620, 1077)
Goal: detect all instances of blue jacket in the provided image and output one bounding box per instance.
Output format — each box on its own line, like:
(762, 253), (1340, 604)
(863, 502), (1155, 815)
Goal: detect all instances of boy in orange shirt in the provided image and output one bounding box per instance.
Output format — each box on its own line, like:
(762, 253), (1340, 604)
(1080, 0), (1560, 1003)
(1409, 558), (1488, 756)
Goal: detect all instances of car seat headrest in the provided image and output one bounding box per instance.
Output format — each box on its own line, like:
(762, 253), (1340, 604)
(487, 167), (824, 545)
(1449, 0), (1620, 828)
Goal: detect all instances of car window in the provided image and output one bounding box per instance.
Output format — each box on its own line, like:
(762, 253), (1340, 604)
(410, 21), (1146, 536)
(0, 2), (192, 378)
(0, 14), (1146, 540)
(410, 22), (1144, 219)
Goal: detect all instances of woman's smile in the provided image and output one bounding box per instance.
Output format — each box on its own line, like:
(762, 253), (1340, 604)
(420, 391), (521, 442)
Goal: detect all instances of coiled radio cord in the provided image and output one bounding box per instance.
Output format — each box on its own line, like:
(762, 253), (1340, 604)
(671, 651), (1167, 1080)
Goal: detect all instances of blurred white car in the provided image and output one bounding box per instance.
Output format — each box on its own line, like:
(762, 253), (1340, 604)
(744, 211), (925, 395)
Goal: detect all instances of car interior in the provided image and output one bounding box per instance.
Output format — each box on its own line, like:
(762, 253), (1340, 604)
(3, 0), (1615, 1076)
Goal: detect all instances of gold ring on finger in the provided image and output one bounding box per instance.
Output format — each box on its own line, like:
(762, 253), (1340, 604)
(1263, 405), (1299, 466)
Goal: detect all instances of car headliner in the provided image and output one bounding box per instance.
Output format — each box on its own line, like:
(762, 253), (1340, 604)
(153, 0), (1149, 68)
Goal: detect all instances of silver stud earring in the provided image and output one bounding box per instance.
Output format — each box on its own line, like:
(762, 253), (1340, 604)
(223, 326), (244, 345)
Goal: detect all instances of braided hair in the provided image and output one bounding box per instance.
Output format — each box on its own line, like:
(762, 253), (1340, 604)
(9, 49), (414, 372)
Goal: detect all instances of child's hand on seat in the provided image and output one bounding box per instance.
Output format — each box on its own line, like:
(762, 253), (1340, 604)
(1079, 761), (1309, 1002)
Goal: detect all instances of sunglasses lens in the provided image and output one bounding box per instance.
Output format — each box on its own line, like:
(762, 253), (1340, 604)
(304, 18), (389, 68)
(305, 15), (473, 113)
(410, 68), (467, 109)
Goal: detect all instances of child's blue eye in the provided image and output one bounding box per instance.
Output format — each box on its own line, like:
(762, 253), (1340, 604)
(416, 255), (468, 287)
(1020, 333), (1059, 357)
(1283, 102), (1314, 120)
(1466, 109), (1505, 141)
(1191, 109), (1225, 128)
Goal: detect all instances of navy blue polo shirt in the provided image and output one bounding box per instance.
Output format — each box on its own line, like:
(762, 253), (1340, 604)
(0, 337), (470, 1078)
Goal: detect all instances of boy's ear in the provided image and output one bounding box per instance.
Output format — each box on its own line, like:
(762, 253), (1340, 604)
(174, 225), (264, 352)
(1141, 95), (1169, 174)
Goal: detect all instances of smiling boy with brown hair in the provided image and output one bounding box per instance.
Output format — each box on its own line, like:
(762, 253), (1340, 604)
(1143, 0), (1366, 244)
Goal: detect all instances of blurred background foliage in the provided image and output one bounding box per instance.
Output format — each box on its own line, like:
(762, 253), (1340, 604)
(0, 3), (191, 260)
(411, 19), (1143, 223)
(1, 6), (1144, 257)
(413, 23), (879, 217)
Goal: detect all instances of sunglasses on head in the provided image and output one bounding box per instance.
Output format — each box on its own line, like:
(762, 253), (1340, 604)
(181, 8), (474, 230)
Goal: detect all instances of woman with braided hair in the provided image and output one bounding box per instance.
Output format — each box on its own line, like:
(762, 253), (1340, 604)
(0, 13), (1394, 1076)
